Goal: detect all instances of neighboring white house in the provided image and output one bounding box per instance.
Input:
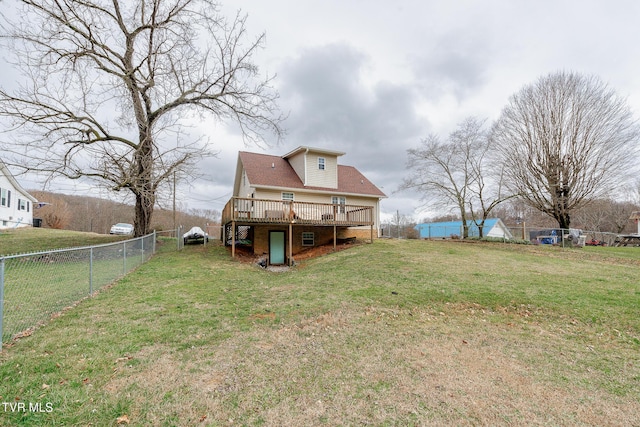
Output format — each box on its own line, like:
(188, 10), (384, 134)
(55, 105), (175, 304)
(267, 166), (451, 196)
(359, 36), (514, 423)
(0, 160), (38, 229)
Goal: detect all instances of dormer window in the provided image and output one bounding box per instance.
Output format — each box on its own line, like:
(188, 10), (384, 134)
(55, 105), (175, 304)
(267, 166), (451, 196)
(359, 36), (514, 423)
(318, 157), (325, 170)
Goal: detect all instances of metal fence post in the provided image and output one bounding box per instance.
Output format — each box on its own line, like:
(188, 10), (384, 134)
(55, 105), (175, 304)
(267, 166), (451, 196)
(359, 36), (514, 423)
(141, 236), (145, 264)
(89, 247), (93, 295)
(153, 230), (156, 254)
(0, 257), (4, 351)
(123, 241), (127, 274)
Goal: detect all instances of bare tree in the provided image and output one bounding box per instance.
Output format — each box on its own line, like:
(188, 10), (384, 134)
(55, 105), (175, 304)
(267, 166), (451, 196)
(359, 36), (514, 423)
(383, 210), (417, 239)
(573, 198), (638, 233)
(403, 117), (512, 238)
(0, 0), (283, 236)
(31, 192), (73, 229)
(490, 71), (640, 230)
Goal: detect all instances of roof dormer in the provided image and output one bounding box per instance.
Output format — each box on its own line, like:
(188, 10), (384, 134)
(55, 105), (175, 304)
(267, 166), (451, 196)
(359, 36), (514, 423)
(283, 146), (345, 189)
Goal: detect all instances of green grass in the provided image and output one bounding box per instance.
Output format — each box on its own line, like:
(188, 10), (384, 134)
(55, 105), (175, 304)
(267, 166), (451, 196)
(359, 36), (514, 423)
(0, 239), (639, 425)
(0, 228), (127, 256)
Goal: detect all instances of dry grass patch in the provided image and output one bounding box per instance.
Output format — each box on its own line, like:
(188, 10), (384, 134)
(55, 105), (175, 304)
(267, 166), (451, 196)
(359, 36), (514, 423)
(100, 304), (639, 426)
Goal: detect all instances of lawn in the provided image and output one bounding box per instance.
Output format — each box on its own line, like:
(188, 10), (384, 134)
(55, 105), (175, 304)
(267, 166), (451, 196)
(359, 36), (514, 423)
(0, 238), (638, 426)
(0, 228), (128, 256)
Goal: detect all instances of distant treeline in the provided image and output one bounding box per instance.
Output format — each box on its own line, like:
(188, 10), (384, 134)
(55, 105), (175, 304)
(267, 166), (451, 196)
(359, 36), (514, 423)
(30, 190), (220, 234)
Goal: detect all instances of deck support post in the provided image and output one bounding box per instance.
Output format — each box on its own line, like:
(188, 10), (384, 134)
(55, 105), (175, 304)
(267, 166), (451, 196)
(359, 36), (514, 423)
(288, 223), (293, 266)
(231, 220), (236, 258)
(370, 221), (374, 243)
(333, 224), (337, 251)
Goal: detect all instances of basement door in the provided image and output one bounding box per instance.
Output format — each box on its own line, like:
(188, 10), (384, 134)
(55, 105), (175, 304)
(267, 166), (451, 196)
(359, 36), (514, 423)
(269, 231), (286, 265)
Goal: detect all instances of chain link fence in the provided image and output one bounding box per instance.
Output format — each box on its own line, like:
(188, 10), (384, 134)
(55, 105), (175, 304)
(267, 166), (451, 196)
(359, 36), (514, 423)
(505, 225), (621, 247)
(156, 226), (184, 251)
(1, 232), (159, 347)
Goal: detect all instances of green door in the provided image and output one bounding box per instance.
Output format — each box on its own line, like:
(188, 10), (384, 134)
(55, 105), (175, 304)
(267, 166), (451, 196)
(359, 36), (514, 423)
(269, 231), (286, 265)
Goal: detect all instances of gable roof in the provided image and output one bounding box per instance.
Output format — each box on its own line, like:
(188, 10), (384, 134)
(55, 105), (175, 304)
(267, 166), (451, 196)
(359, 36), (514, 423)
(283, 146), (346, 159)
(0, 159), (38, 203)
(237, 151), (386, 198)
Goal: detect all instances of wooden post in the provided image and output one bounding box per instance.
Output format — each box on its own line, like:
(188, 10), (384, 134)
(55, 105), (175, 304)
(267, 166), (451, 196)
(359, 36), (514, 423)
(333, 224), (337, 251)
(288, 223), (293, 266)
(231, 220), (236, 258)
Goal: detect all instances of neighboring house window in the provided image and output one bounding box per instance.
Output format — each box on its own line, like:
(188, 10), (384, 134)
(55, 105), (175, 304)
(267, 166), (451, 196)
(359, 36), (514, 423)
(0, 188), (10, 207)
(282, 192), (294, 201)
(17, 198), (30, 212)
(332, 196), (346, 213)
(318, 157), (325, 170)
(302, 232), (314, 246)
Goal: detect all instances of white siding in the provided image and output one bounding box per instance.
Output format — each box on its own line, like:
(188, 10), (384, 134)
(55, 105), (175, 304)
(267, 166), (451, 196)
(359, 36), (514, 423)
(287, 152), (306, 184)
(486, 221), (513, 239)
(0, 171), (34, 229)
(237, 167), (253, 198)
(305, 152), (338, 188)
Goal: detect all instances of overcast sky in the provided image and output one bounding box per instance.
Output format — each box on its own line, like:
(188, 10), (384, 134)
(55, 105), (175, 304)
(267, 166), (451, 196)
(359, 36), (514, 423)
(5, 0), (640, 221)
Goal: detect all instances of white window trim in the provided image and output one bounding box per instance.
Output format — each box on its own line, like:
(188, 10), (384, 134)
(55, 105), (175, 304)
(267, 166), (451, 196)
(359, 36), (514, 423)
(318, 157), (325, 170)
(332, 196), (346, 214)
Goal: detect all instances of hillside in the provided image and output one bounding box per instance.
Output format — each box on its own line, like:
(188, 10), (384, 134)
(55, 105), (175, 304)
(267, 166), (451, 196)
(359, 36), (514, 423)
(29, 190), (220, 234)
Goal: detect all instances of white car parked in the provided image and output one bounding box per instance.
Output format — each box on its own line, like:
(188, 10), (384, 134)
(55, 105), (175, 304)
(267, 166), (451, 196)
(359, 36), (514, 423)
(110, 223), (134, 235)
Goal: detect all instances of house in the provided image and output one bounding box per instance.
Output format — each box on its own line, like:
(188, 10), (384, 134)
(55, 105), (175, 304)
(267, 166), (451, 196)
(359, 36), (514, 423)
(222, 146), (386, 265)
(0, 160), (38, 229)
(415, 218), (513, 240)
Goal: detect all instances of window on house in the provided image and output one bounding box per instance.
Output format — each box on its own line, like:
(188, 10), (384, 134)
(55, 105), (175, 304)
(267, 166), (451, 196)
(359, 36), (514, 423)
(318, 157), (325, 170)
(302, 232), (314, 246)
(282, 192), (294, 201)
(0, 188), (10, 207)
(17, 198), (30, 212)
(332, 196), (346, 213)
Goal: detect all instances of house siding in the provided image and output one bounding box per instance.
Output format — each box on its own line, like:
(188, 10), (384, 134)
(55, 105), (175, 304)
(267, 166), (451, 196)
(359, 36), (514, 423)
(237, 167), (253, 198)
(0, 167), (36, 229)
(287, 151), (306, 184)
(305, 152), (338, 189)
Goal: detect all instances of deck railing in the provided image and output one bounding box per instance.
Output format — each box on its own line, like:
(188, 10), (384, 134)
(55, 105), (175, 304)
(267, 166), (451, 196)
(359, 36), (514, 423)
(222, 197), (374, 226)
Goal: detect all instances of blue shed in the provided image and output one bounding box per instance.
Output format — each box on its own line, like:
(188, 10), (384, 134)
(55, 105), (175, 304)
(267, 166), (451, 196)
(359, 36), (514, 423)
(415, 218), (513, 239)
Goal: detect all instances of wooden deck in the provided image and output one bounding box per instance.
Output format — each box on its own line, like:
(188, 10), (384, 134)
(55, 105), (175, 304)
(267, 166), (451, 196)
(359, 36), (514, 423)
(222, 197), (374, 227)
